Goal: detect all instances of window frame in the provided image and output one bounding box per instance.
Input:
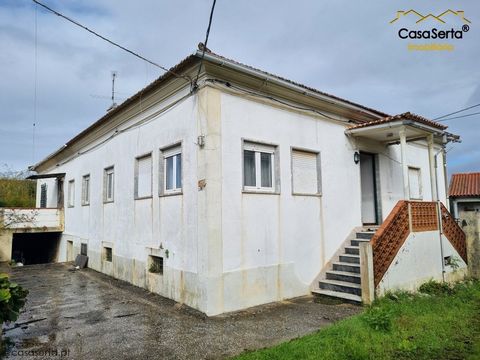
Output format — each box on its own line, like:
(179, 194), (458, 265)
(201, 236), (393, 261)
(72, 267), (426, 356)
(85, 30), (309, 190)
(67, 179), (75, 208)
(103, 166), (115, 203)
(159, 143), (183, 196)
(242, 140), (279, 194)
(134, 152), (153, 200)
(290, 147), (322, 197)
(103, 246), (113, 262)
(81, 174), (90, 206)
(40, 183), (47, 208)
(408, 166), (423, 200)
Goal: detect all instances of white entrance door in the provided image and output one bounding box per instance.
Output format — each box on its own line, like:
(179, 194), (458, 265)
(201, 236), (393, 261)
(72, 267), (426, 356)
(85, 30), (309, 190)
(360, 153), (377, 224)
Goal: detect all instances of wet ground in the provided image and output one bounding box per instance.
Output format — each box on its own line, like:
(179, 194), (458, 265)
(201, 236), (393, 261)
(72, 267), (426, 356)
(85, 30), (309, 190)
(2, 263), (361, 359)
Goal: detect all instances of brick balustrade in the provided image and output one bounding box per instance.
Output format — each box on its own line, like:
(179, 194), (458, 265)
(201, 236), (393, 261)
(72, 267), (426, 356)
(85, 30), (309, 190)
(370, 201), (467, 287)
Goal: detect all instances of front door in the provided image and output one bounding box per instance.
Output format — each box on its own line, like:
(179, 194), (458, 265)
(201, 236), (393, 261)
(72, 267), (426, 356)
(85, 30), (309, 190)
(360, 152), (378, 225)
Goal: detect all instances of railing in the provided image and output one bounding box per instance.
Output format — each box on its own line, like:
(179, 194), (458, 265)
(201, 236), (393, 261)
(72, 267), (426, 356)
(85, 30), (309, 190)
(370, 201), (467, 287)
(440, 203), (467, 262)
(0, 208), (64, 232)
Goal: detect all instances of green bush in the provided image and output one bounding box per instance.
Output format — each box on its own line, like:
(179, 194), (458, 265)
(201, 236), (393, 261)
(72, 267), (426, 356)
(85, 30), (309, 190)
(418, 279), (454, 296)
(363, 306), (393, 332)
(0, 179), (36, 208)
(0, 273), (28, 324)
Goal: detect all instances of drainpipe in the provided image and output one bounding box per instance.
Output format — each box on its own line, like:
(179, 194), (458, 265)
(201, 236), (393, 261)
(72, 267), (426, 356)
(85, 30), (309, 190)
(434, 144), (446, 282)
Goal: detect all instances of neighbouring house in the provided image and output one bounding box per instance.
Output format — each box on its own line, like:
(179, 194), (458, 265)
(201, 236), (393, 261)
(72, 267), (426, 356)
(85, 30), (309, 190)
(0, 48), (469, 315)
(449, 172), (480, 218)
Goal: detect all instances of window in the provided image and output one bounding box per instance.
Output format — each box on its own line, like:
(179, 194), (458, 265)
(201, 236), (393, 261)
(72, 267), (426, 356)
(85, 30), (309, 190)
(67, 180), (75, 207)
(104, 247), (112, 262)
(291, 149), (321, 195)
(148, 256), (163, 274)
(82, 175), (90, 205)
(161, 145), (182, 194)
(135, 154), (152, 199)
(243, 142), (276, 192)
(408, 167), (422, 200)
(104, 166), (114, 202)
(40, 183), (47, 208)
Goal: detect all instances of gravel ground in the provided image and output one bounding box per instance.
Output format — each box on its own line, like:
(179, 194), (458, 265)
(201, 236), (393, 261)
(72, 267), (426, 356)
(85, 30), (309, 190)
(2, 263), (361, 359)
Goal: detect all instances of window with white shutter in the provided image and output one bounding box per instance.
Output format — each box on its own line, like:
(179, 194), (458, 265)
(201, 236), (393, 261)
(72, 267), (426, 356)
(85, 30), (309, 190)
(160, 144), (182, 195)
(243, 141), (277, 193)
(408, 167), (422, 200)
(291, 149), (320, 195)
(135, 154), (152, 199)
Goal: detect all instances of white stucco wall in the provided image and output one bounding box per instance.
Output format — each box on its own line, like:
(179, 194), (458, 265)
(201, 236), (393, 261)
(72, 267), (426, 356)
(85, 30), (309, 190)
(37, 87), (205, 310)
(218, 91), (363, 313)
(377, 231), (467, 295)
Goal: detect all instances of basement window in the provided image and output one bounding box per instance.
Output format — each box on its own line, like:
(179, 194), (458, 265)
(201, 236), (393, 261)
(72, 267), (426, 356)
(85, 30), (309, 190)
(148, 256), (163, 275)
(104, 247), (112, 262)
(80, 243), (88, 256)
(243, 141), (277, 192)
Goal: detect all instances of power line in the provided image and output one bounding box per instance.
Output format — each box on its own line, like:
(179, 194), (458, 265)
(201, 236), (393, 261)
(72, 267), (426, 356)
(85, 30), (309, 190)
(193, 0), (217, 89)
(436, 111), (480, 122)
(433, 102), (480, 120)
(31, 0), (191, 83)
(206, 79), (343, 123)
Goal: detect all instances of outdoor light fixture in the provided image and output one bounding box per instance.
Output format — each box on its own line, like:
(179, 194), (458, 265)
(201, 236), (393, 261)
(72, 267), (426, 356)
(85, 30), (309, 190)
(354, 151), (360, 164)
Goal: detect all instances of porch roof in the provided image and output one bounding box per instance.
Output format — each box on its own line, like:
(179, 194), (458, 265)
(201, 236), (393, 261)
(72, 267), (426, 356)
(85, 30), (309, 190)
(345, 112), (451, 143)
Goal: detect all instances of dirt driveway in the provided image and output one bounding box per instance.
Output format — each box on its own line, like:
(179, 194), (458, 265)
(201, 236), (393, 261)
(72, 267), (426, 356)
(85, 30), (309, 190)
(2, 263), (361, 359)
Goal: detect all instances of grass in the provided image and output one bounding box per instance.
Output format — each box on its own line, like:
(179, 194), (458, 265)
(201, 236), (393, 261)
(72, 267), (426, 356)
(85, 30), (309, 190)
(234, 279), (480, 360)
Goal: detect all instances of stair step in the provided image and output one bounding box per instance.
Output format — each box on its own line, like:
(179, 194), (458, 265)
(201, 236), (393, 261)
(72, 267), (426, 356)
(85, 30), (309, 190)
(345, 246), (360, 255)
(351, 238), (370, 247)
(312, 289), (362, 303)
(319, 279), (361, 296)
(326, 270), (361, 284)
(333, 262), (361, 274)
(356, 231), (375, 240)
(339, 254), (360, 264)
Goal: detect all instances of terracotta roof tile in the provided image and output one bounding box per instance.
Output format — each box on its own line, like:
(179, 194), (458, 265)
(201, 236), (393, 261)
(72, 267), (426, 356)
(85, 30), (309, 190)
(347, 112), (447, 130)
(449, 173), (480, 197)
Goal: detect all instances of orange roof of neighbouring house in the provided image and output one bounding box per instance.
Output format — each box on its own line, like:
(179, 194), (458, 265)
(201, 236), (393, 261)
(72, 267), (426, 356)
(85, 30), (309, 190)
(347, 112), (447, 130)
(449, 173), (480, 198)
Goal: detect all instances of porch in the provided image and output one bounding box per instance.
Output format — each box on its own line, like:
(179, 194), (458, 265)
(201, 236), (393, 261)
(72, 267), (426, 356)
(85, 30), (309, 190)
(313, 113), (467, 302)
(0, 208), (64, 263)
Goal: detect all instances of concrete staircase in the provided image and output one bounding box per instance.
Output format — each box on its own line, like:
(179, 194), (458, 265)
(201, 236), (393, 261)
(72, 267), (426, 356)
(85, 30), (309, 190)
(312, 229), (376, 303)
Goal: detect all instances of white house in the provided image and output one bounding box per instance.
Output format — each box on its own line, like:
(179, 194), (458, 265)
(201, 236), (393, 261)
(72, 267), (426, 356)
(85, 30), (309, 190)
(10, 48), (467, 315)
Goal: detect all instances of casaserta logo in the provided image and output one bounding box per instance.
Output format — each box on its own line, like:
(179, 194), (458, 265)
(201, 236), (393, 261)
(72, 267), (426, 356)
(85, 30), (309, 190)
(390, 10), (471, 25)
(389, 9), (471, 51)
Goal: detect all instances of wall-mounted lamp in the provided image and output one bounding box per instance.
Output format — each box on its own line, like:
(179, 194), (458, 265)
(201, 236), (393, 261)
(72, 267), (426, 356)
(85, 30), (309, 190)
(354, 151), (360, 164)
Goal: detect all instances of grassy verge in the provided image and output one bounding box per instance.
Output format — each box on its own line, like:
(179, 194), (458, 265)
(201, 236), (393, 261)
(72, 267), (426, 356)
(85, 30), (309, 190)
(234, 279), (480, 360)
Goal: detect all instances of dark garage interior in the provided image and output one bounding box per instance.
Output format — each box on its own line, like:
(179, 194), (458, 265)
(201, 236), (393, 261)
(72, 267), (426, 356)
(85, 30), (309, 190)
(12, 232), (61, 265)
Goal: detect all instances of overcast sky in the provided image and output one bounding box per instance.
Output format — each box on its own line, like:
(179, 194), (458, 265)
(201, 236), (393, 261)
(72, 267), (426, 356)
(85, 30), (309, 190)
(1, 0), (479, 175)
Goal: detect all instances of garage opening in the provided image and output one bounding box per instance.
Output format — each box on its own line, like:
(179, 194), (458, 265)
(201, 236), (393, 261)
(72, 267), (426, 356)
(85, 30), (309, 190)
(11, 232), (61, 265)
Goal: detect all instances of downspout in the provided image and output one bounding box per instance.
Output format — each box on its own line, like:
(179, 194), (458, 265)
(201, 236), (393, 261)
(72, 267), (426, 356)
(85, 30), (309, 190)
(434, 148), (446, 281)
